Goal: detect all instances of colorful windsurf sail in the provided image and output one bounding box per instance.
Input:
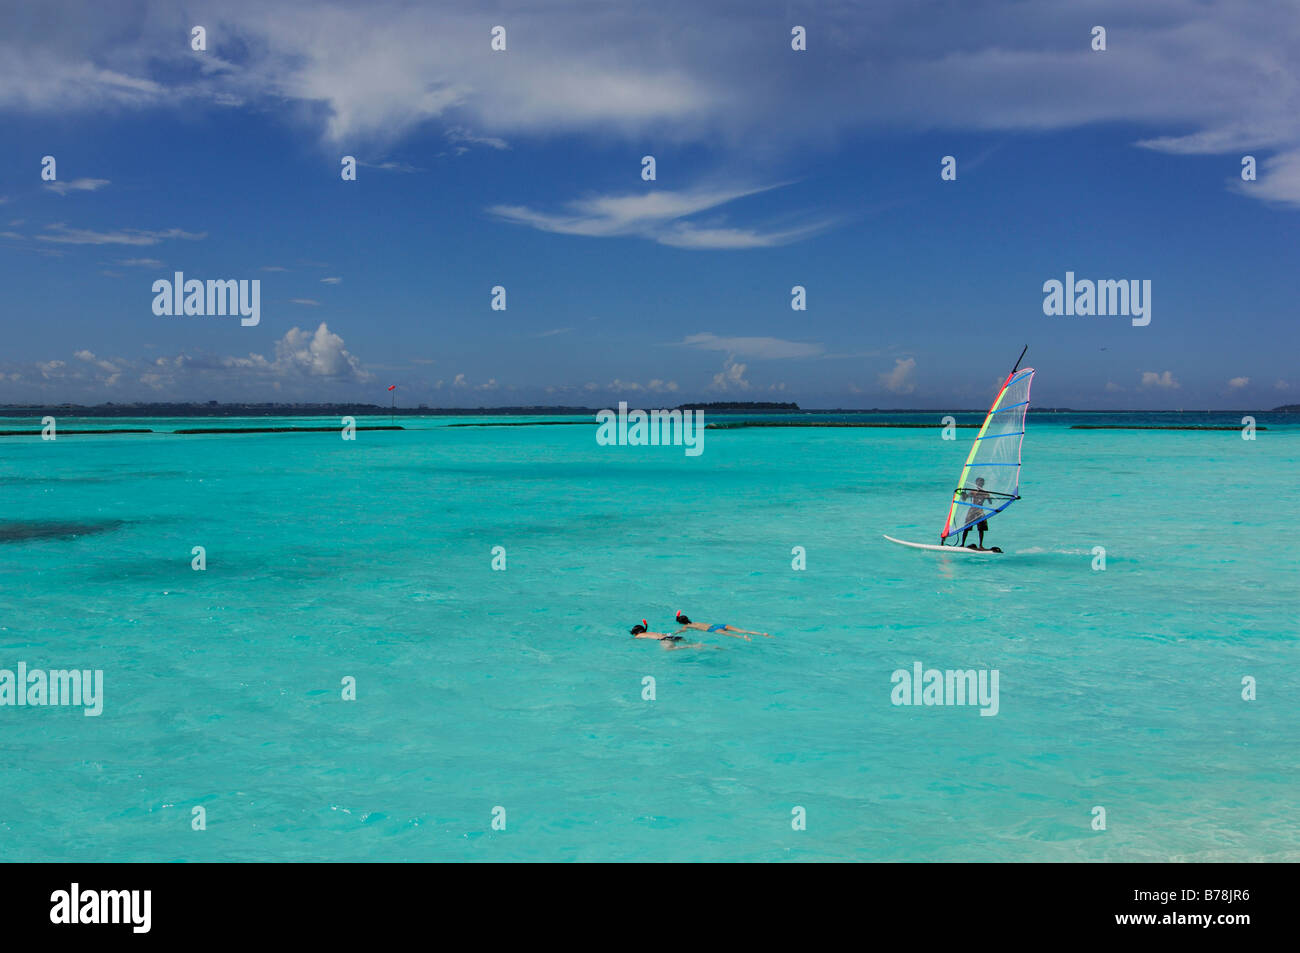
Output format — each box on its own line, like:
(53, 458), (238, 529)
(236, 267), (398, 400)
(939, 358), (1034, 542)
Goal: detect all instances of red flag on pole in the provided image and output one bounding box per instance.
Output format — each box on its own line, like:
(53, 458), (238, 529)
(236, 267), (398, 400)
(387, 384), (397, 391)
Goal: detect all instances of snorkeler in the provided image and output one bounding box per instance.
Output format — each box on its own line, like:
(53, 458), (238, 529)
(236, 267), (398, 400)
(673, 611), (770, 640)
(630, 620), (703, 650)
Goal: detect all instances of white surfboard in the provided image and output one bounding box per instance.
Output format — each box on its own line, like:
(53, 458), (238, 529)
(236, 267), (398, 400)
(883, 535), (1000, 554)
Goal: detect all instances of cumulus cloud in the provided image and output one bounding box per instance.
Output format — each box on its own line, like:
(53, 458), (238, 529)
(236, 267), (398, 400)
(272, 323), (368, 379)
(73, 350), (119, 374)
(1227, 376), (1249, 389)
(710, 359), (750, 391)
(879, 357), (917, 394)
(2, 323), (369, 400)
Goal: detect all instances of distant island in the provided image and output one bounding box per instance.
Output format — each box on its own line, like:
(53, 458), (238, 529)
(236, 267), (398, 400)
(0, 400), (803, 418)
(1, 401), (1294, 418)
(672, 401), (800, 411)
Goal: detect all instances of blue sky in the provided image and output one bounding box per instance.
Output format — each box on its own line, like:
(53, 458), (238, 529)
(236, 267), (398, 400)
(0, 0), (1296, 409)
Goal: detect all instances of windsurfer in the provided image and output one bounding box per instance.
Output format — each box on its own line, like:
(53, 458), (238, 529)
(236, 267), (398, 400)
(959, 477), (993, 549)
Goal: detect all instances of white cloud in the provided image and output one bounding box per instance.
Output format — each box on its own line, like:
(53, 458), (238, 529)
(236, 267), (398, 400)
(879, 357), (917, 394)
(272, 323), (367, 379)
(357, 159), (423, 173)
(489, 184), (829, 249)
(657, 220), (831, 249)
(320, 277), (341, 284)
(7, 323), (370, 400)
(2, 3), (1292, 172)
(710, 359), (750, 392)
(1105, 380), (1124, 393)
(1141, 370), (1180, 390)
(1, 1), (1297, 219)
(290, 298), (320, 306)
(44, 177), (110, 195)
(679, 332), (824, 360)
(73, 350), (119, 373)
(1230, 150), (1300, 208)
(1227, 376), (1249, 389)
(446, 126), (508, 151)
(116, 257), (162, 267)
(38, 223), (205, 246)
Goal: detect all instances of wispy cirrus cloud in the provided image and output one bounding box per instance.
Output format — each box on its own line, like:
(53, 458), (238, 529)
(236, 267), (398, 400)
(37, 223), (205, 246)
(358, 158), (423, 173)
(44, 177), (110, 195)
(490, 184), (830, 249)
(446, 126), (508, 152)
(677, 332), (824, 360)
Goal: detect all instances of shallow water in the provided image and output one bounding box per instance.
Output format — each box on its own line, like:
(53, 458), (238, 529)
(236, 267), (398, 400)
(0, 412), (1295, 861)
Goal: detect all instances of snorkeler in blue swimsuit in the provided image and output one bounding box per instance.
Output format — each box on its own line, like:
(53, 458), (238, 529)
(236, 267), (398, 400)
(673, 611), (771, 640)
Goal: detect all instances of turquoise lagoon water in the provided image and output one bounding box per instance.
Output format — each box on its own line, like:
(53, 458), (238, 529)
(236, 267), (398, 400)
(0, 412), (1296, 862)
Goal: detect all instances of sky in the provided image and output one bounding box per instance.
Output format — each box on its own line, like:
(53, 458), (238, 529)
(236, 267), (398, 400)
(0, 0), (1296, 409)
